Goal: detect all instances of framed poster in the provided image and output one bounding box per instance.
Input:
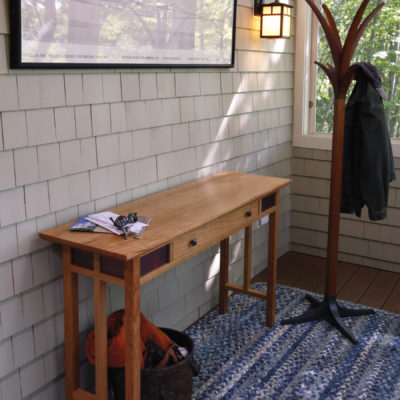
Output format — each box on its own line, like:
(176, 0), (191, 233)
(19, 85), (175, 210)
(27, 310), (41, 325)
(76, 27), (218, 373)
(10, 0), (237, 69)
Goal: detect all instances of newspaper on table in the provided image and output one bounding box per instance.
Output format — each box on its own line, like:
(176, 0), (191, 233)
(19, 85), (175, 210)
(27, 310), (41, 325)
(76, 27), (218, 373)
(83, 211), (150, 237)
(69, 216), (111, 233)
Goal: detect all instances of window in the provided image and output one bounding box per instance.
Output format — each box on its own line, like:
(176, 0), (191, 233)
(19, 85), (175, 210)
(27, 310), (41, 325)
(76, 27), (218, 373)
(293, 0), (400, 155)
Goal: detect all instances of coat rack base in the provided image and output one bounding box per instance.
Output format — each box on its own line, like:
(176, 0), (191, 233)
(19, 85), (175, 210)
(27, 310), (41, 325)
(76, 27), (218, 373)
(281, 294), (375, 344)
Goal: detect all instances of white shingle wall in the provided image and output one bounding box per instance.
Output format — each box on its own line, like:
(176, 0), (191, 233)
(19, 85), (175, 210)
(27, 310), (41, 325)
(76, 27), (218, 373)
(0, 1), (294, 398)
(291, 147), (400, 271)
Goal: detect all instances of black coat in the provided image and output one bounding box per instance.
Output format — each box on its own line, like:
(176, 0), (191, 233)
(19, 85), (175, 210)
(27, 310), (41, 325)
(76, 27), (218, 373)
(340, 68), (396, 221)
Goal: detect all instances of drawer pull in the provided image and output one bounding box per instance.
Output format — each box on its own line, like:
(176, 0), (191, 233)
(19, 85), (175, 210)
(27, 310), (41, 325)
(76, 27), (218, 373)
(190, 239), (198, 247)
(245, 211), (252, 217)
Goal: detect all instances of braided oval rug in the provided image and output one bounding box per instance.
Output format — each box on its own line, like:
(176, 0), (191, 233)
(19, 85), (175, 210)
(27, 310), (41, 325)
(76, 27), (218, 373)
(186, 283), (400, 400)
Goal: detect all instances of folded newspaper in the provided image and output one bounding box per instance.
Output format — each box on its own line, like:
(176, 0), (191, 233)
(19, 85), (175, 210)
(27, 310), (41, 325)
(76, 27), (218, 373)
(69, 216), (111, 233)
(70, 212), (150, 238)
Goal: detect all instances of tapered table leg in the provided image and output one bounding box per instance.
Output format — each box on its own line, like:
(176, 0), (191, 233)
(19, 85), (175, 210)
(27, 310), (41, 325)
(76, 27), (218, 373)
(125, 258), (141, 400)
(266, 195), (279, 327)
(94, 255), (108, 400)
(243, 225), (252, 291)
(62, 246), (80, 399)
(219, 238), (230, 314)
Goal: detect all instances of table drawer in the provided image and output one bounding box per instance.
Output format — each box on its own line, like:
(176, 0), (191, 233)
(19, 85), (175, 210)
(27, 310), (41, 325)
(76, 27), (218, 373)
(173, 201), (259, 260)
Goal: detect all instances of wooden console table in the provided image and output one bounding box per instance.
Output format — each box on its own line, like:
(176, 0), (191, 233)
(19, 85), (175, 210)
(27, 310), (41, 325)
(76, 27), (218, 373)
(39, 171), (290, 400)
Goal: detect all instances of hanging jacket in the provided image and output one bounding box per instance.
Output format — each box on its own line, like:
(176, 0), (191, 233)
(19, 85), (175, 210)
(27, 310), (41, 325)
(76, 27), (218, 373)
(341, 63), (396, 221)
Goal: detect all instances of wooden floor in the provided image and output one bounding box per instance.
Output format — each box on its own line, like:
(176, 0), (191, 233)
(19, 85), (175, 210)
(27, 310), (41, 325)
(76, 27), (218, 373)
(253, 251), (400, 314)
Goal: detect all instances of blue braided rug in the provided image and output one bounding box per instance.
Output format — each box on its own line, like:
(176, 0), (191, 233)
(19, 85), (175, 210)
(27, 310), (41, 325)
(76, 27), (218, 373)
(186, 283), (400, 400)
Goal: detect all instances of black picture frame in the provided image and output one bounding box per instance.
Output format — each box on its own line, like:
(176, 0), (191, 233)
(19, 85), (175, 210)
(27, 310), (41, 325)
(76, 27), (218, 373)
(10, 0), (237, 69)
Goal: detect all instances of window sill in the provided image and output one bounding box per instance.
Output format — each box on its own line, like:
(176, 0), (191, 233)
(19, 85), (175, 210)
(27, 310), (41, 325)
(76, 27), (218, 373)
(293, 132), (400, 158)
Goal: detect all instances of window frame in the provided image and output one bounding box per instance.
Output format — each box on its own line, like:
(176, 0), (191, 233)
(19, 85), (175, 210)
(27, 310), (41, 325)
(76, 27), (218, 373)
(292, 1), (400, 157)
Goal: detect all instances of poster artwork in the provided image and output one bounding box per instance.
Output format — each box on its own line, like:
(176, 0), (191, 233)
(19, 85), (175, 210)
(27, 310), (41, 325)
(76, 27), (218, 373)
(16, 0), (236, 67)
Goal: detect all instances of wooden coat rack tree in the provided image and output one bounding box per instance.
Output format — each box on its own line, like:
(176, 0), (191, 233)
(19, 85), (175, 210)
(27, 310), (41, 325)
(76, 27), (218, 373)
(282, 0), (384, 343)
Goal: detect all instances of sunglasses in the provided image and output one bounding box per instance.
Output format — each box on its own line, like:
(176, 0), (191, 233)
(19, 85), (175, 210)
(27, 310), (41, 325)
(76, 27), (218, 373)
(109, 212), (138, 230)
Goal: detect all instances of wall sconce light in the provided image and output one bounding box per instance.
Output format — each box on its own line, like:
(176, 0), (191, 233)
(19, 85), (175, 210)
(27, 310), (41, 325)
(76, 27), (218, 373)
(254, 0), (293, 39)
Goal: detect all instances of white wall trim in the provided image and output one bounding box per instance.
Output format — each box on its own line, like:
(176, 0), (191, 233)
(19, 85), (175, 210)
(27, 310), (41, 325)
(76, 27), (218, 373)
(292, 1), (313, 149)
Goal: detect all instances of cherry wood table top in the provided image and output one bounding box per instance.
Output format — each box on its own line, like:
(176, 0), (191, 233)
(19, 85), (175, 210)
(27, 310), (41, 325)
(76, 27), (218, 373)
(39, 171), (290, 262)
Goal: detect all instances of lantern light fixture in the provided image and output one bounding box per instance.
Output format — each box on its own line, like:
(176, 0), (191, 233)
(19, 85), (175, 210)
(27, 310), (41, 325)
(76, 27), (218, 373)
(254, 0), (293, 39)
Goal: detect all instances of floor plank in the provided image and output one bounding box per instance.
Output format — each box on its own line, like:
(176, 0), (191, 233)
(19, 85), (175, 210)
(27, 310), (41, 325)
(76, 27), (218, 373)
(382, 279), (400, 314)
(292, 258), (325, 292)
(359, 271), (400, 309)
(276, 251), (322, 286)
(315, 261), (359, 295)
(337, 266), (379, 303)
(253, 252), (400, 314)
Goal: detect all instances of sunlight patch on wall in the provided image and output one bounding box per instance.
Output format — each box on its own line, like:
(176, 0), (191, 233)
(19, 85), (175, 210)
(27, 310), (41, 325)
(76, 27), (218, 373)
(206, 253), (220, 281)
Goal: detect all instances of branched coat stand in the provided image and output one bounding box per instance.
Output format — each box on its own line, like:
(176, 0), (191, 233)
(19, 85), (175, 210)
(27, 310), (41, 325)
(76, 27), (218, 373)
(282, 0), (384, 343)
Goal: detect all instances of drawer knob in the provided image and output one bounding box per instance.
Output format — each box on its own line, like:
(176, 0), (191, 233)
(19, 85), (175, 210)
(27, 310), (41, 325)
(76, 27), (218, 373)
(190, 239), (197, 247)
(245, 211), (252, 217)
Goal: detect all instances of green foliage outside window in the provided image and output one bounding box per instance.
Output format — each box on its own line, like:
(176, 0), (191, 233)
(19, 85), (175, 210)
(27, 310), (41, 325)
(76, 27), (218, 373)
(315, 0), (400, 138)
